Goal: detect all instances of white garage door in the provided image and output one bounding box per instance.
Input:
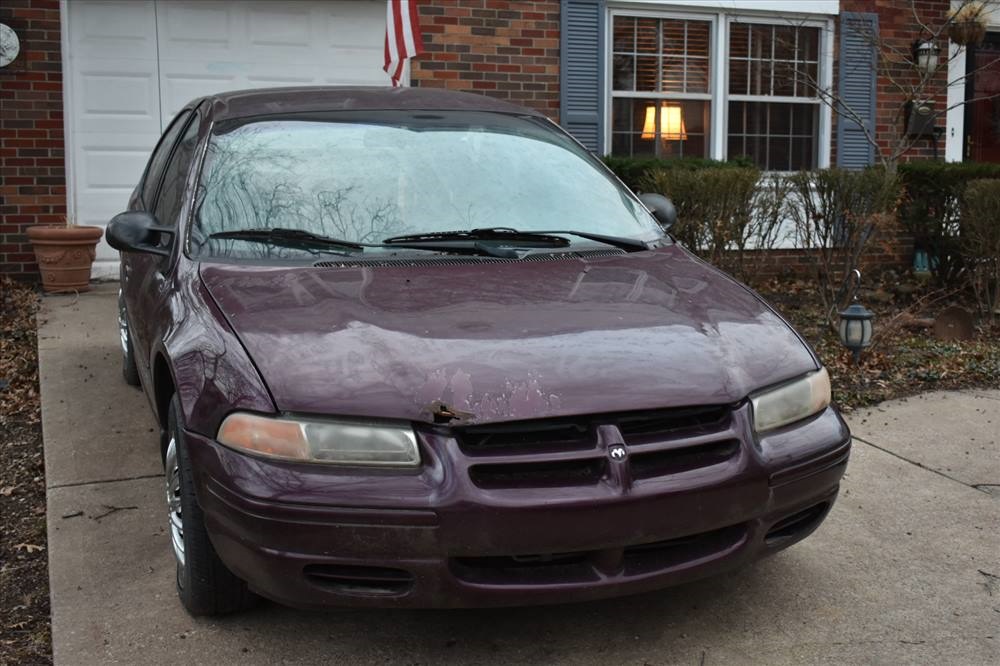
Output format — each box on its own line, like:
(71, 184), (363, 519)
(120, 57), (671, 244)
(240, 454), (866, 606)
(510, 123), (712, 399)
(63, 0), (392, 277)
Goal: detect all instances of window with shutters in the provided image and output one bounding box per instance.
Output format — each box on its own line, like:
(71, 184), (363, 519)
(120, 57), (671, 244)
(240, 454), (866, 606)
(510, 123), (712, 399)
(606, 10), (832, 170)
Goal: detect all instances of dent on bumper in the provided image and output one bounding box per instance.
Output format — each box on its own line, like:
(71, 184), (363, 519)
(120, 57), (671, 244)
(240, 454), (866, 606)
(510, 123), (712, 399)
(185, 405), (850, 609)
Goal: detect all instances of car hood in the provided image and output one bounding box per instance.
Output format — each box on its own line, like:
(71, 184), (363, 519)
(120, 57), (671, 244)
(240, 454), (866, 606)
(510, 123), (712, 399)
(199, 247), (817, 425)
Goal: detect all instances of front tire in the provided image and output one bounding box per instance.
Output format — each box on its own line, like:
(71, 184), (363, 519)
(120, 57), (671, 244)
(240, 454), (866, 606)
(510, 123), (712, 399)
(118, 290), (140, 387)
(166, 396), (256, 616)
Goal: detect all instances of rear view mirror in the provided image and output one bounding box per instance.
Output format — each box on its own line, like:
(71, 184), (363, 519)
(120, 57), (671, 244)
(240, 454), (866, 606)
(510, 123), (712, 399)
(106, 211), (174, 257)
(638, 193), (677, 230)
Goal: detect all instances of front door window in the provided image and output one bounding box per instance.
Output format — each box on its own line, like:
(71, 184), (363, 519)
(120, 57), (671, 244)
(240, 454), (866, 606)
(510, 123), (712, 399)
(966, 32), (1000, 163)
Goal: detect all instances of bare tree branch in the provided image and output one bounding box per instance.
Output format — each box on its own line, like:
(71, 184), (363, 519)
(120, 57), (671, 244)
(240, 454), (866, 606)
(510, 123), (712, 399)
(782, 0), (1000, 169)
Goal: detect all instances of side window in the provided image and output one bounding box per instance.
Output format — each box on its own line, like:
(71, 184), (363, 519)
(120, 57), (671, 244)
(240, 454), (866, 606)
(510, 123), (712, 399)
(152, 115), (202, 229)
(141, 111), (192, 208)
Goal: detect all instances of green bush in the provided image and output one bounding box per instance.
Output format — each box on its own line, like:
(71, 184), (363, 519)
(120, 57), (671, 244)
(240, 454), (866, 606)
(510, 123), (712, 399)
(640, 166), (758, 257)
(960, 179), (1000, 321)
(898, 161), (1000, 282)
(602, 155), (753, 192)
(637, 165), (790, 282)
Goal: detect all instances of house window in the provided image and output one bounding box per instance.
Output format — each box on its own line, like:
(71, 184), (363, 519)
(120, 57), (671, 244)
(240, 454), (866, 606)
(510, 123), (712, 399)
(610, 16), (712, 158)
(727, 23), (821, 170)
(607, 12), (829, 170)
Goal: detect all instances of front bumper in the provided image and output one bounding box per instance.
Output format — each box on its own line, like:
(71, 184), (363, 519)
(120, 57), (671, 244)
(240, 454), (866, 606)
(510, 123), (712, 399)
(186, 403), (850, 609)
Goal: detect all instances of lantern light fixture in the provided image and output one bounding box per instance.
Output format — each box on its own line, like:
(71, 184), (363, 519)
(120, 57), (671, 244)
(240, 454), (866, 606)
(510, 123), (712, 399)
(838, 270), (875, 363)
(913, 40), (940, 76)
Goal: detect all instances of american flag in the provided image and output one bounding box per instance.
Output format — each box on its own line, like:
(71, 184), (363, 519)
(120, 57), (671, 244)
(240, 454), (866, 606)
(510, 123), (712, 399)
(383, 0), (425, 87)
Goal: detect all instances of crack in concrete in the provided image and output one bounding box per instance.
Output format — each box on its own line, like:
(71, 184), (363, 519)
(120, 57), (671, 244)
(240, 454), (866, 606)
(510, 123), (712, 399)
(48, 472), (164, 490)
(973, 484), (1000, 495)
(851, 436), (992, 496)
(822, 635), (997, 647)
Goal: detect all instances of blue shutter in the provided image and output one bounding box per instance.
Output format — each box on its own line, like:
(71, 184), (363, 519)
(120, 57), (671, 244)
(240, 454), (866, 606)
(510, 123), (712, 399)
(560, 0), (605, 152)
(837, 12), (878, 169)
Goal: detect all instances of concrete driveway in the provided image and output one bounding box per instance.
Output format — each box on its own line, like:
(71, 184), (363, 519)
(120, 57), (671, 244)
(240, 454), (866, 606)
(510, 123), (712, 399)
(40, 285), (999, 665)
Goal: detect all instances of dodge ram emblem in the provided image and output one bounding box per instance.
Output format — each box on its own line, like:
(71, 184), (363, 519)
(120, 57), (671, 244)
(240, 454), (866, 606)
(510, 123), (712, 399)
(609, 445), (627, 460)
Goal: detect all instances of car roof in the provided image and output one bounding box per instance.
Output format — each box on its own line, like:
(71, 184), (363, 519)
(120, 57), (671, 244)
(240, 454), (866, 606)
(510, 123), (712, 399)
(198, 86), (545, 122)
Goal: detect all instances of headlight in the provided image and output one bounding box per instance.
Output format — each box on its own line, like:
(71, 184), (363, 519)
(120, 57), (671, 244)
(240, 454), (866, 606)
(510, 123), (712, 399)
(217, 413), (420, 467)
(750, 368), (831, 433)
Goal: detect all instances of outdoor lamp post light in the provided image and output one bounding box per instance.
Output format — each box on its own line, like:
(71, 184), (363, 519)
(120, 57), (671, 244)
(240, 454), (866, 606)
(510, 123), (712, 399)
(839, 268), (875, 364)
(839, 300), (875, 364)
(913, 40), (940, 76)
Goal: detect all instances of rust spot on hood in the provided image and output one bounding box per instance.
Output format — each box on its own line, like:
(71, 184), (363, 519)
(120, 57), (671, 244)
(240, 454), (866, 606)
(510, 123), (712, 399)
(428, 400), (475, 424)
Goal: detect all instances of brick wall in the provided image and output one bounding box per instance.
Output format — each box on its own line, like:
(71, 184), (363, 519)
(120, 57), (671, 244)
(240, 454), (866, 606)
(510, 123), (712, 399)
(411, 0), (560, 120)
(841, 0), (951, 164)
(0, 0), (66, 280)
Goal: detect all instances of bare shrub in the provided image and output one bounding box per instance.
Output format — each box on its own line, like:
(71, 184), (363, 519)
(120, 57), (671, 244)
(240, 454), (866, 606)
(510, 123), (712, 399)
(735, 176), (792, 284)
(960, 179), (1000, 322)
(786, 168), (900, 325)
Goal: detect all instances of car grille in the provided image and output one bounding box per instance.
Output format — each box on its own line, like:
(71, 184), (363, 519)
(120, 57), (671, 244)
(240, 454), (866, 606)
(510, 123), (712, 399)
(452, 404), (738, 490)
(449, 523), (747, 585)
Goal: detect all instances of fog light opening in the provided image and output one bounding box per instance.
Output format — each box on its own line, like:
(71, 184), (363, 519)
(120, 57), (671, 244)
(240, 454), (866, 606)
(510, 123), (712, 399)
(303, 564), (414, 596)
(764, 502), (829, 544)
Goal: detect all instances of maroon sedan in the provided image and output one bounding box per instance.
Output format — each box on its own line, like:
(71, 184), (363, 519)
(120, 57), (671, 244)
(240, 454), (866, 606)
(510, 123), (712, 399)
(106, 87), (849, 616)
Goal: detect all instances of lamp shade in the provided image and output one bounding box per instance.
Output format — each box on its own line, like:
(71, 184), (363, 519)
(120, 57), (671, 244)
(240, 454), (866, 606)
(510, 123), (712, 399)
(641, 103), (688, 141)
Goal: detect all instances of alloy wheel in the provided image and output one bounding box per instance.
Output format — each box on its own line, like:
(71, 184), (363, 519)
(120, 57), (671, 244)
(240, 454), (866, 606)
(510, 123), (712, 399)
(117, 289), (129, 356)
(165, 435), (185, 568)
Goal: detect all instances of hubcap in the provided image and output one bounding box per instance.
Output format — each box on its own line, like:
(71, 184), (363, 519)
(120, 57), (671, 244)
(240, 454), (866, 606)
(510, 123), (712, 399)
(165, 436), (185, 567)
(117, 289), (129, 356)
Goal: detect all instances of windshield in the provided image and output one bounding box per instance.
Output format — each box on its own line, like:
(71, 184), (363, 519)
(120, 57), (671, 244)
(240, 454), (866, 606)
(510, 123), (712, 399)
(190, 110), (662, 260)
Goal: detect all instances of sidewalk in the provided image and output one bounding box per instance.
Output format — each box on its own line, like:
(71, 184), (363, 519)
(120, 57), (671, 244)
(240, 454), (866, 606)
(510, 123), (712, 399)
(40, 285), (999, 665)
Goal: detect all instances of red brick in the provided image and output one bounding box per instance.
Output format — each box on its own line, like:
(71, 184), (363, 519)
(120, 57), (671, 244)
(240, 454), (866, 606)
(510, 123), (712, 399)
(839, 0), (950, 165)
(413, 0), (559, 121)
(1, 0), (67, 281)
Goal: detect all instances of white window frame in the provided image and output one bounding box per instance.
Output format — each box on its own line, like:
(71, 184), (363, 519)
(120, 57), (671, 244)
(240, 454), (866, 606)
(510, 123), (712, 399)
(608, 8), (717, 159)
(604, 4), (834, 170)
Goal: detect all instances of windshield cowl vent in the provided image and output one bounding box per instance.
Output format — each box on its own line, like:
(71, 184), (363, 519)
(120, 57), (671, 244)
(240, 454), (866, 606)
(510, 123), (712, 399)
(313, 249), (627, 269)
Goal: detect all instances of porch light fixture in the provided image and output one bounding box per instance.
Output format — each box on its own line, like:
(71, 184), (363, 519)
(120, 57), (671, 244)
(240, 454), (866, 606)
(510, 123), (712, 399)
(838, 270), (874, 363)
(913, 40), (940, 76)
(641, 103), (688, 141)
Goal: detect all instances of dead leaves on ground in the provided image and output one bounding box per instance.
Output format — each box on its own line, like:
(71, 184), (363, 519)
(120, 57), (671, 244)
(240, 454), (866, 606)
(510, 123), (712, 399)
(1, 278), (51, 664)
(1, 279), (42, 426)
(756, 277), (1000, 410)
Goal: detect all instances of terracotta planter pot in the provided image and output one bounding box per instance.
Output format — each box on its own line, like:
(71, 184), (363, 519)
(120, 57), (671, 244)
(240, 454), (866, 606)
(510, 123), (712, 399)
(26, 225), (104, 293)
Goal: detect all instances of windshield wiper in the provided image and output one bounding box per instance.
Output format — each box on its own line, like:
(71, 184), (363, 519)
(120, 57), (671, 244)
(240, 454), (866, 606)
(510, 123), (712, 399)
(383, 227), (648, 252)
(207, 228), (364, 252)
(208, 227), (518, 259)
(536, 229), (649, 252)
(383, 227), (570, 246)
(382, 227), (576, 258)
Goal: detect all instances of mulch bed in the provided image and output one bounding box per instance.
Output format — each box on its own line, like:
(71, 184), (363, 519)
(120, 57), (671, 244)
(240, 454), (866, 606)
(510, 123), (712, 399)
(0, 279), (50, 665)
(0, 273), (995, 665)
(757, 275), (1000, 411)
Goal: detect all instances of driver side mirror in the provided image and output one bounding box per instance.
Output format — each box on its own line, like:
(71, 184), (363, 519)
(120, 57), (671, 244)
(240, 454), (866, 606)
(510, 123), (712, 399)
(106, 211), (174, 257)
(638, 193), (677, 230)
